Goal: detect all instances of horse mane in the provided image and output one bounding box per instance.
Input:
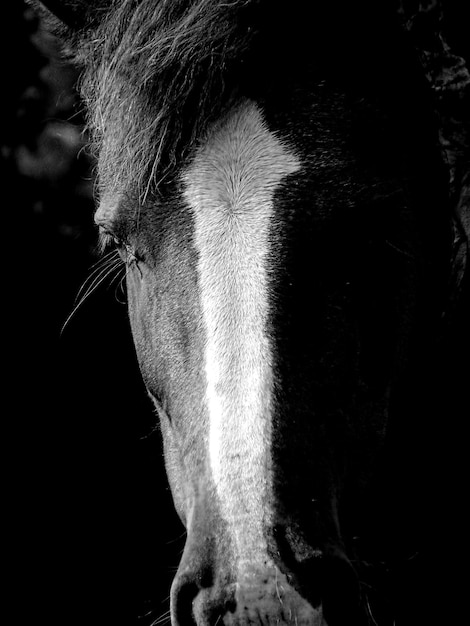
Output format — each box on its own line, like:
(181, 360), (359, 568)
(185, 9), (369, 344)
(73, 0), (260, 201)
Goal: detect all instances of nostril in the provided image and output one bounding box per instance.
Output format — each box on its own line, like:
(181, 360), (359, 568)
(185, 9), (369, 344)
(172, 568), (238, 626)
(171, 577), (199, 626)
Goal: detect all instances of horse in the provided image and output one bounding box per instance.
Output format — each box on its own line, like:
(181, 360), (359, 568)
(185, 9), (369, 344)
(32, 1), (470, 625)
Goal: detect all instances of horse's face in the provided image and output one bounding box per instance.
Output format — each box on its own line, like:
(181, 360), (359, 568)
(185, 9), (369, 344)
(95, 92), (410, 625)
(33, 0), (470, 621)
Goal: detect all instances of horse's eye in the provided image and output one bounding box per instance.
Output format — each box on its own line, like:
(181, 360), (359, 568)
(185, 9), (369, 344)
(123, 243), (140, 266)
(99, 230), (142, 271)
(98, 226), (125, 252)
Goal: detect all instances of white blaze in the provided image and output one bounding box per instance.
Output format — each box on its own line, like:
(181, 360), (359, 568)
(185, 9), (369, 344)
(183, 100), (300, 572)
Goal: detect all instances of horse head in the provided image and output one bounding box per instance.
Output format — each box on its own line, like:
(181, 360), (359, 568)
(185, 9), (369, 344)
(33, 1), (469, 624)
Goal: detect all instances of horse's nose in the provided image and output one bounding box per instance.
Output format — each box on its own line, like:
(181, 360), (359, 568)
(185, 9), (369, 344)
(171, 566), (327, 626)
(226, 573), (326, 626)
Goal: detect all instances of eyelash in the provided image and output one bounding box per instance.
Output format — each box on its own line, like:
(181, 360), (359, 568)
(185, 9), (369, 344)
(99, 230), (141, 266)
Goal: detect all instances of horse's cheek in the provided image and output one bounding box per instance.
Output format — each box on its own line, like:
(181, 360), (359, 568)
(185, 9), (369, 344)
(126, 268), (195, 526)
(126, 267), (156, 366)
(160, 417), (189, 526)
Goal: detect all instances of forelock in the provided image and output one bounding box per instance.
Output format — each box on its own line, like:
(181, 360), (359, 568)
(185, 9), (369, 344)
(76, 0), (258, 201)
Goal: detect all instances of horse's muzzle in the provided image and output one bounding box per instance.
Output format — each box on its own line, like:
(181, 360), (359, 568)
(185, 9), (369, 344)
(171, 565), (327, 626)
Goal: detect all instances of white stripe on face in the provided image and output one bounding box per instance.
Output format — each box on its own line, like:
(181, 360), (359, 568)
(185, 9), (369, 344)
(183, 100), (300, 574)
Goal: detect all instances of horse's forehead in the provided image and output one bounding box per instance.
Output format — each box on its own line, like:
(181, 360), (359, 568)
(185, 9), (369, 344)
(183, 101), (300, 196)
(94, 99), (308, 241)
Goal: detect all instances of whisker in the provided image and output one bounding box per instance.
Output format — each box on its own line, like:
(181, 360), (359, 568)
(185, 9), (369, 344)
(114, 262), (132, 304)
(384, 239), (415, 260)
(73, 259), (122, 309)
(61, 256), (125, 334)
(166, 530), (187, 545)
(364, 593), (380, 626)
(110, 264), (129, 304)
(149, 609), (172, 626)
(274, 567), (283, 606)
(73, 251), (122, 305)
(72, 263), (123, 311)
(89, 248), (120, 271)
